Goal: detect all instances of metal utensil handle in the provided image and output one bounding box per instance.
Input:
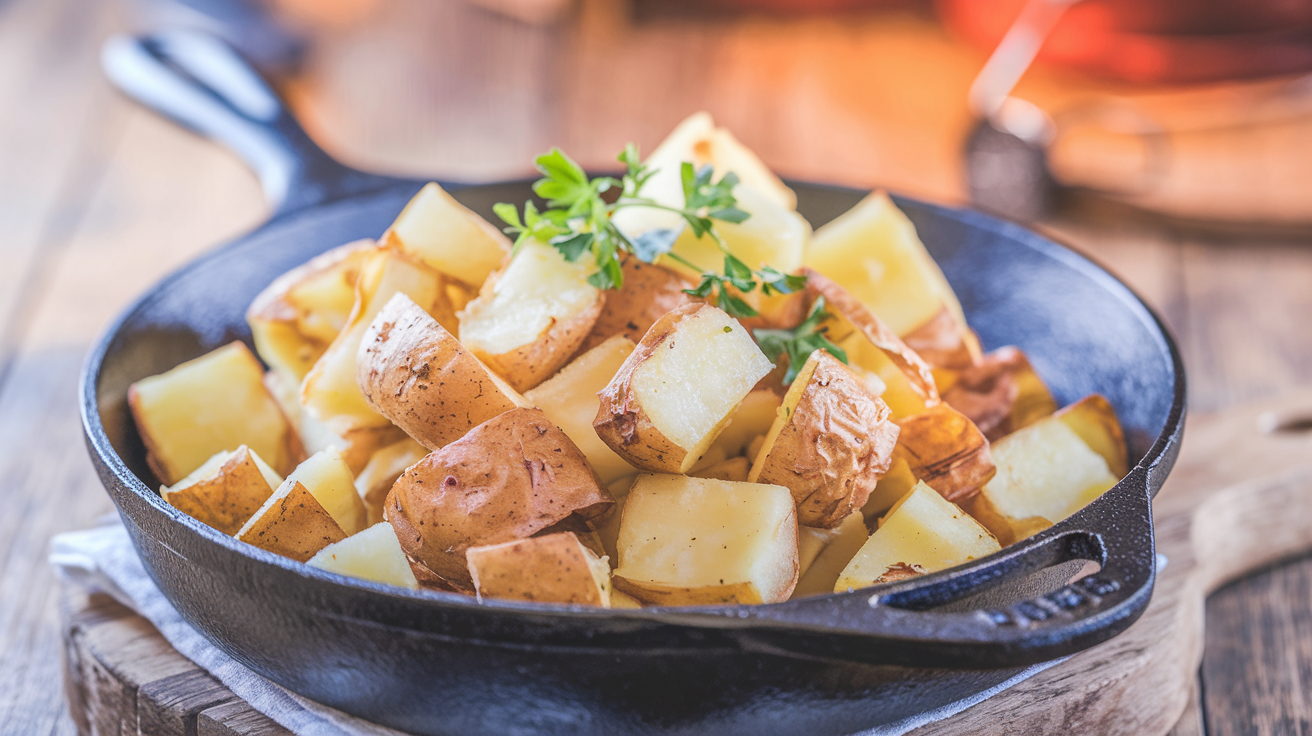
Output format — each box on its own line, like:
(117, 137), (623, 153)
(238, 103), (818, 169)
(738, 471), (1159, 668)
(101, 32), (394, 216)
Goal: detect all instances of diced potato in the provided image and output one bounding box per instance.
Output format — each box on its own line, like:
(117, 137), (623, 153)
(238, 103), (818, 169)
(524, 336), (638, 484)
(861, 455), (918, 520)
(835, 482), (999, 592)
(611, 112), (797, 244)
(889, 403), (995, 504)
(301, 246), (451, 434)
(941, 346), (1058, 441)
(901, 305), (983, 370)
(613, 474), (799, 605)
(357, 293), (532, 450)
(457, 240), (604, 393)
(705, 389), (781, 461)
(236, 480), (347, 562)
(690, 456), (751, 482)
(354, 438), (427, 526)
(595, 303), (773, 473)
(577, 257), (692, 354)
(161, 446), (282, 535)
(129, 341), (297, 484)
(748, 350), (899, 529)
(281, 449), (369, 536)
(466, 532), (612, 606)
(383, 182), (511, 288)
(1056, 394), (1128, 477)
(247, 241), (373, 384)
(307, 522), (419, 589)
(793, 512), (869, 597)
(659, 182), (811, 282)
(804, 191), (966, 338)
(263, 370), (405, 475)
(966, 408), (1119, 545)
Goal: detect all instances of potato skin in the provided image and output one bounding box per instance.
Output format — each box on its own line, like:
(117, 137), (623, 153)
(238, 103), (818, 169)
(893, 403), (995, 503)
(357, 293), (526, 450)
(466, 532), (607, 606)
(236, 481), (347, 562)
(387, 407), (613, 591)
(593, 302), (705, 473)
(802, 268), (940, 406)
(576, 256), (692, 355)
(901, 305), (982, 371)
(753, 352), (900, 529)
(942, 346), (1057, 442)
(163, 447), (276, 535)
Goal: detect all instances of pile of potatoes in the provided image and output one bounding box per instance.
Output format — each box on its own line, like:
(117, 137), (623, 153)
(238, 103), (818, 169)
(129, 112), (1127, 608)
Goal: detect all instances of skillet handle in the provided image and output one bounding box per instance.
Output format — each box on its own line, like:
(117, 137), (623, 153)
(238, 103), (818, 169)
(738, 470), (1160, 669)
(101, 31), (395, 216)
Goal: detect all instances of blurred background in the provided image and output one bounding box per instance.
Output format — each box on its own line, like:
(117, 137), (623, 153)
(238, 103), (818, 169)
(3, 0), (1312, 733)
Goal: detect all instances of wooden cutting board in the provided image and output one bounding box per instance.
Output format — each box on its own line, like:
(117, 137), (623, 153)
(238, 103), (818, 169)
(60, 390), (1312, 736)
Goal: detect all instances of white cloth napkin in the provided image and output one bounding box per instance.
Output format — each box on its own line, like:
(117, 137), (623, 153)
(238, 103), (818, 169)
(51, 521), (1107, 736)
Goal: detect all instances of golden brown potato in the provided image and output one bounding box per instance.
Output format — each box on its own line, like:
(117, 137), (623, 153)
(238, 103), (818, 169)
(307, 522), (419, 589)
(1056, 394), (1128, 477)
(354, 437), (428, 526)
(387, 407), (613, 591)
(576, 256), (692, 355)
(235, 480), (347, 562)
(466, 532), (612, 606)
(594, 303), (773, 474)
(803, 190), (968, 340)
(247, 241), (374, 384)
(263, 370), (406, 476)
(457, 240), (604, 393)
(689, 456), (751, 482)
(748, 350), (900, 529)
(161, 446), (283, 535)
(966, 400), (1121, 545)
(613, 474), (799, 605)
(835, 481), (999, 592)
(523, 336), (638, 485)
(792, 512), (869, 597)
(383, 182), (511, 289)
(357, 293), (532, 450)
(889, 403), (995, 504)
(301, 246), (455, 435)
(901, 306), (983, 371)
(941, 346), (1058, 442)
(281, 449), (369, 536)
(129, 341), (298, 484)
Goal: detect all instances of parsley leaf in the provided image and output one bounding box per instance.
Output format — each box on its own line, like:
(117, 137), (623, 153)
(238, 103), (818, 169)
(753, 297), (849, 384)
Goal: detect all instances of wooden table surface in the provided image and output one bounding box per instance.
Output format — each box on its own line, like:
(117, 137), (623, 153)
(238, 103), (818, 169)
(3, 0), (1311, 733)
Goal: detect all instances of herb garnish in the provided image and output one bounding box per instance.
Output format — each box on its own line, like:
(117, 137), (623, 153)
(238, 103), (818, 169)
(493, 145), (806, 319)
(753, 297), (848, 384)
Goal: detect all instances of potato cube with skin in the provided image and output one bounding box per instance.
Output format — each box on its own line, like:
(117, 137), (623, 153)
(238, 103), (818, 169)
(457, 240), (605, 393)
(793, 512), (869, 597)
(804, 191), (968, 341)
(941, 346), (1058, 442)
(705, 389), (781, 461)
(129, 341), (297, 484)
(835, 482), (999, 592)
(247, 241), (374, 384)
(264, 370), (406, 476)
(301, 246), (453, 434)
(966, 407), (1119, 546)
(613, 474), (799, 605)
(236, 481), (347, 562)
(576, 257), (692, 355)
(595, 303), (773, 474)
(524, 336), (638, 485)
(387, 407), (613, 591)
(890, 403), (996, 504)
(383, 182), (511, 288)
(281, 449), (369, 536)
(161, 446), (283, 535)
(307, 522), (419, 589)
(690, 456), (751, 482)
(354, 437), (428, 527)
(1056, 394), (1128, 477)
(357, 293), (532, 451)
(466, 532), (612, 607)
(749, 350), (900, 529)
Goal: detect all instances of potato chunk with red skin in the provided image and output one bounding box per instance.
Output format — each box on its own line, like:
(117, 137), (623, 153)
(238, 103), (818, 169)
(575, 256), (692, 355)
(466, 532), (611, 606)
(748, 350), (900, 529)
(387, 407), (613, 591)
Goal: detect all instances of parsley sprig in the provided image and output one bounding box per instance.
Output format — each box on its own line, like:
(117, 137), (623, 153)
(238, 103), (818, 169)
(494, 145), (807, 319)
(753, 297), (848, 384)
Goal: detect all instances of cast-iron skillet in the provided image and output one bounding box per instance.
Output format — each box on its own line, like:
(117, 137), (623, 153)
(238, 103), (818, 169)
(82, 32), (1186, 736)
